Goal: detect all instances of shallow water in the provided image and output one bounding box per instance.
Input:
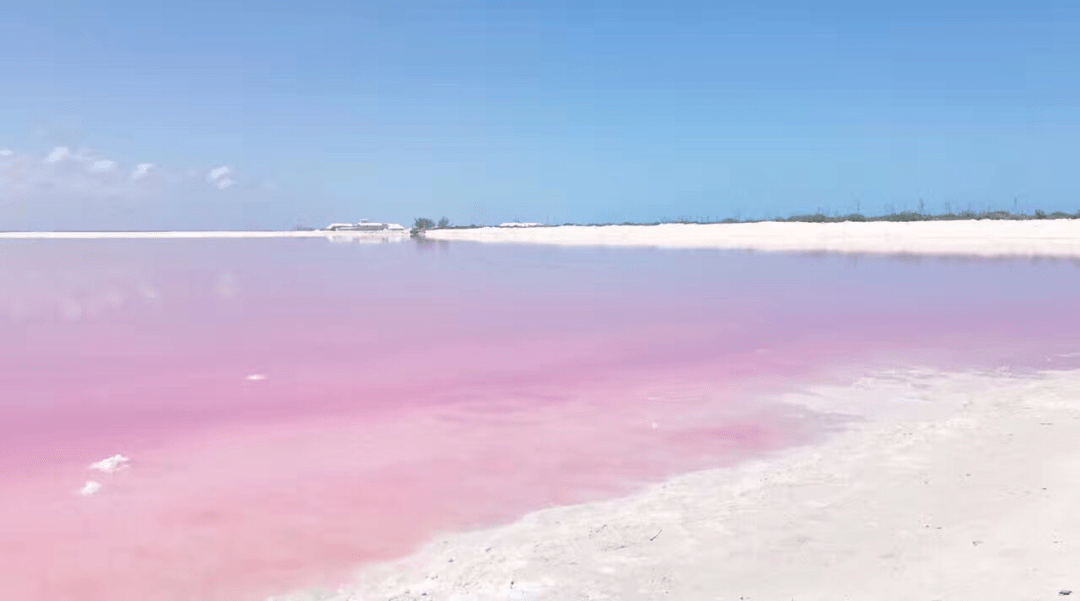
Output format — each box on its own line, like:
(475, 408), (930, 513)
(1, 239), (1079, 600)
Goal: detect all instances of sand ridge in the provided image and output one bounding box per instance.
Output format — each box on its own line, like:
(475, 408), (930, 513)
(423, 220), (1080, 258)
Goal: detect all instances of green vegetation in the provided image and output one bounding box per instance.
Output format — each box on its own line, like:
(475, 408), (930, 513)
(775, 208), (1080, 224)
(576, 208), (1080, 227)
(411, 216), (457, 236)
(406, 207), (1080, 234)
(410, 217), (436, 236)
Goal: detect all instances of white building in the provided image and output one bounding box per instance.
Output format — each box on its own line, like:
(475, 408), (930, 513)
(325, 220), (406, 232)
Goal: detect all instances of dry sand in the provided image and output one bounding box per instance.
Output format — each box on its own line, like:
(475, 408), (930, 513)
(278, 364), (1080, 601)
(423, 220), (1080, 258)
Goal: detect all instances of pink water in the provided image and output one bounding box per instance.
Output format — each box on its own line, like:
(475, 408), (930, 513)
(1, 240), (1079, 600)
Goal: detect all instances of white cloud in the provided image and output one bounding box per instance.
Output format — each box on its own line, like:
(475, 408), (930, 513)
(45, 146), (72, 163)
(131, 162), (155, 180)
(89, 159), (117, 173)
(2, 146), (189, 201)
(207, 165), (236, 190)
(207, 166), (231, 180)
(78, 481), (103, 496)
(1, 145), (257, 230)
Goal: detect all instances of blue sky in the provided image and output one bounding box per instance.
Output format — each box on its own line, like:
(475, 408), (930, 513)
(2, 0), (1079, 229)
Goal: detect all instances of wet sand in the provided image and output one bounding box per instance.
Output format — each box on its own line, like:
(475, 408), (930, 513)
(295, 364), (1080, 601)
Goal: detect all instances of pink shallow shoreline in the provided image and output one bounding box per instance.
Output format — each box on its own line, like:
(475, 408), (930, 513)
(0, 364), (835, 600)
(3, 240), (1080, 599)
(1, 333), (1071, 601)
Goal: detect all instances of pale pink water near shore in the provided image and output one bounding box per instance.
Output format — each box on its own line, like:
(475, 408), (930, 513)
(2, 240), (1080, 600)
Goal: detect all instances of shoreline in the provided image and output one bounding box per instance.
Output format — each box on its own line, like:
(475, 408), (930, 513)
(5, 219), (1080, 258)
(422, 220), (1080, 258)
(0, 230), (409, 240)
(279, 363), (1080, 601)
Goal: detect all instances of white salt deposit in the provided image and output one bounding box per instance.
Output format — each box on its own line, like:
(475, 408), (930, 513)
(424, 220), (1080, 258)
(89, 454), (130, 473)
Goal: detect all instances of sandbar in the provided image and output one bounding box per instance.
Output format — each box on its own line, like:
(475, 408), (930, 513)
(423, 220), (1080, 258)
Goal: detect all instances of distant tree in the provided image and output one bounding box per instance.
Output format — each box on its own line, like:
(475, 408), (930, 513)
(437, 217), (450, 228)
(411, 217), (436, 236)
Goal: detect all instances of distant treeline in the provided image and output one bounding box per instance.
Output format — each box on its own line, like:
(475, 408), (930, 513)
(774, 208), (1079, 223)
(399, 209), (1080, 233)
(411, 216), (451, 235)
(579, 208), (1080, 227)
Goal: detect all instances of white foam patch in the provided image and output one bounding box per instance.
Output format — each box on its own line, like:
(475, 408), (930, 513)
(78, 481), (103, 496)
(89, 454), (130, 473)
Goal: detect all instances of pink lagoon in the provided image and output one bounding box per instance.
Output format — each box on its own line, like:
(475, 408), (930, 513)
(2, 237), (1080, 600)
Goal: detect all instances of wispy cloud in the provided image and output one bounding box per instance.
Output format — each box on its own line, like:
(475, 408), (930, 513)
(2, 146), (239, 194)
(130, 162), (155, 180)
(207, 165), (236, 190)
(45, 146), (72, 163)
(89, 159), (117, 173)
(207, 166), (231, 180)
(0, 145), (246, 230)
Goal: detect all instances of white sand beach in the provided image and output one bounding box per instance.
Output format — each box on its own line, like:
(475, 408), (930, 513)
(423, 220), (1080, 258)
(280, 364), (1080, 601)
